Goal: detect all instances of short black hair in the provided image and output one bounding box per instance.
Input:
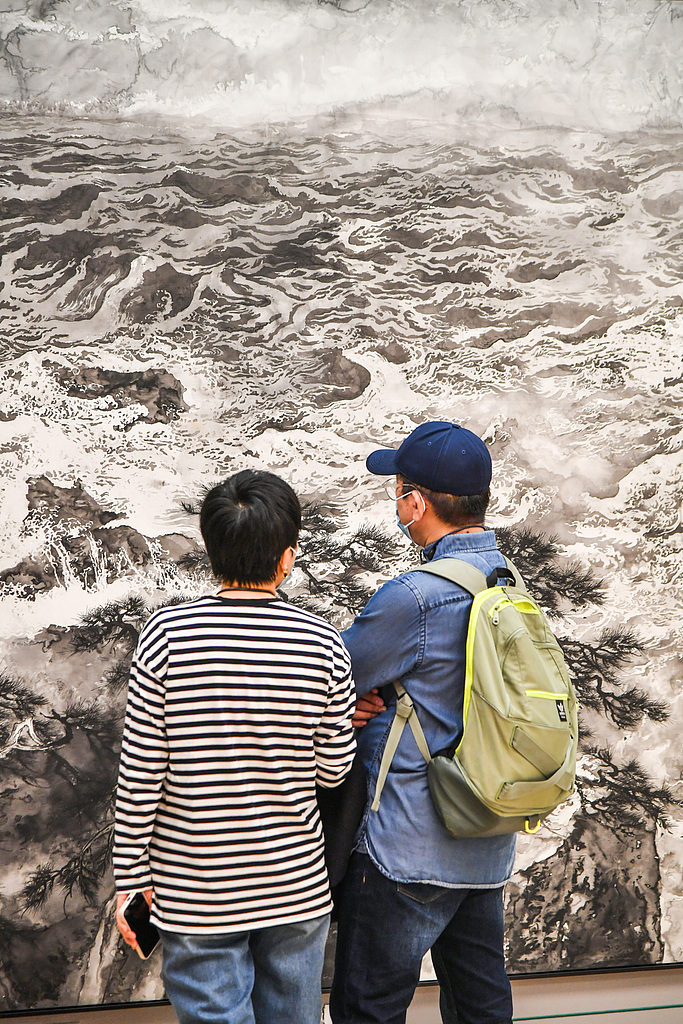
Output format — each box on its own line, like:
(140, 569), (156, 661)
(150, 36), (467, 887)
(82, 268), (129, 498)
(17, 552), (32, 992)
(200, 470), (301, 585)
(399, 475), (489, 528)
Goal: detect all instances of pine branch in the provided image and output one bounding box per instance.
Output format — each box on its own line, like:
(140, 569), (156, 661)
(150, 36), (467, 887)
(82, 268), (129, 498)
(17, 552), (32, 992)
(301, 503), (339, 536)
(20, 863), (56, 912)
(177, 550), (210, 572)
(103, 658), (132, 694)
(577, 746), (676, 835)
(292, 502), (402, 619)
(152, 594), (202, 611)
(496, 526), (604, 616)
(20, 823), (115, 913)
(56, 700), (121, 748)
(71, 596), (148, 653)
(0, 674), (48, 717)
(559, 629), (664, 729)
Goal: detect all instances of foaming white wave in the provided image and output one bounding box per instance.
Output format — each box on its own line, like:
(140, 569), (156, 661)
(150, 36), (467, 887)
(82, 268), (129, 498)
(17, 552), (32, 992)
(1, 0), (682, 130)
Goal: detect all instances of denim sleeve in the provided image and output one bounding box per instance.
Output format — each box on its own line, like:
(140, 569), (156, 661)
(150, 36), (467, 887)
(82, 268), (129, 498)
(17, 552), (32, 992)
(341, 578), (422, 697)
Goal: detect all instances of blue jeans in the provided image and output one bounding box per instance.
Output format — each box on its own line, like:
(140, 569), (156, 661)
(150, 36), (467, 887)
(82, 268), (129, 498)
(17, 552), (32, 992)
(329, 853), (512, 1024)
(159, 914), (330, 1024)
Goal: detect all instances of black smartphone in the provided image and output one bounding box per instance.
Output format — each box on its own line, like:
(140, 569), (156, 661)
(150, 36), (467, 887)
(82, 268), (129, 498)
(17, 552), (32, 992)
(122, 892), (160, 959)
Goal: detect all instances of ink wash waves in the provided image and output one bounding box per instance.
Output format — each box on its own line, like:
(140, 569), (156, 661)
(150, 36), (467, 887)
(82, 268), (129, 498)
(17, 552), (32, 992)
(1, 116), (682, 510)
(1, 113), (682, 645)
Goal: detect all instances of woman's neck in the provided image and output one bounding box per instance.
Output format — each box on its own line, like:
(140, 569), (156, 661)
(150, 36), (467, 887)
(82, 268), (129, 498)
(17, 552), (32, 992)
(217, 582), (278, 598)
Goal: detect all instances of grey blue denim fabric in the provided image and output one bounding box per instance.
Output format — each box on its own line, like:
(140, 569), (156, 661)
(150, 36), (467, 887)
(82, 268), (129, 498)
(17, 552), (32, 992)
(159, 914), (329, 1024)
(330, 853), (513, 1024)
(342, 530), (516, 886)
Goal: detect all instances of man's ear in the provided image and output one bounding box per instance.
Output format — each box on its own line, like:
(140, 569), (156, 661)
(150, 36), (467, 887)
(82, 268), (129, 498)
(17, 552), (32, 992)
(408, 490), (427, 521)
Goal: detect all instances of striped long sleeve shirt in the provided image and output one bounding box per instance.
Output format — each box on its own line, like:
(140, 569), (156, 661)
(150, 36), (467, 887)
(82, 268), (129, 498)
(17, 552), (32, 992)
(113, 594), (356, 934)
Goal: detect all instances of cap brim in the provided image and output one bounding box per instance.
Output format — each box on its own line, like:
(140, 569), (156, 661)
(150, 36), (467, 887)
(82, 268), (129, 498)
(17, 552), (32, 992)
(366, 448), (399, 475)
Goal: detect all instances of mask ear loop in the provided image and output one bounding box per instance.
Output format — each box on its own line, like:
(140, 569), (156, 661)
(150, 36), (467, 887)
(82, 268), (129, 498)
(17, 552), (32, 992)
(397, 489), (425, 528)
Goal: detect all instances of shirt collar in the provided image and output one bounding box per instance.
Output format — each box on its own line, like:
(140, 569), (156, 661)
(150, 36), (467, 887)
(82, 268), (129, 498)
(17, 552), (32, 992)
(420, 529), (497, 562)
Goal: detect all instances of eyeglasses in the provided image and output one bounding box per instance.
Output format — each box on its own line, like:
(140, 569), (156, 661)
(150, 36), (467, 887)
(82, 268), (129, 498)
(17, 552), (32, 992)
(383, 484), (418, 502)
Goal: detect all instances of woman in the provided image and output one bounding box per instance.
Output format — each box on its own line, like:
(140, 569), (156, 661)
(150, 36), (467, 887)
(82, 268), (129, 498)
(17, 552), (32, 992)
(114, 469), (356, 1024)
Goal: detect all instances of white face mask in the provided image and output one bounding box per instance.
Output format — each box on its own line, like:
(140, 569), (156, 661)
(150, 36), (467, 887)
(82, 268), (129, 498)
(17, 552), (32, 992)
(395, 489), (424, 540)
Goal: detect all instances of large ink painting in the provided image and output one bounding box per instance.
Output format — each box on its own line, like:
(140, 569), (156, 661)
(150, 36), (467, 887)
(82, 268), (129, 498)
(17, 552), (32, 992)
(1, 0), (682, 1013)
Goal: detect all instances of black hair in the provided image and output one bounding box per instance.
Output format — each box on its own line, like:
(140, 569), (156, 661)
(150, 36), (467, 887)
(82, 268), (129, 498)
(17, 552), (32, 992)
(199, 470), (301, 585)
(398, 475), (489, 528)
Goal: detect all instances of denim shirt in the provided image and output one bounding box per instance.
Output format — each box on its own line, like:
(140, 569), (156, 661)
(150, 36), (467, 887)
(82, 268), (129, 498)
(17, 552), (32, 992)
(342, 530), (516, 887)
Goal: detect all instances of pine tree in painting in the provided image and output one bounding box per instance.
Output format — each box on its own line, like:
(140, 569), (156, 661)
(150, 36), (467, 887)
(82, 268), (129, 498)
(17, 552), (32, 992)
(497, 528), (673, 971)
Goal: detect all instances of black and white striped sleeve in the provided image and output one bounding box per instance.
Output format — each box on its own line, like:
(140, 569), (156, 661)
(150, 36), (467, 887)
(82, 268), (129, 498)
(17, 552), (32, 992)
(314, 633), (356, 788)
(113, 617), (169, 892)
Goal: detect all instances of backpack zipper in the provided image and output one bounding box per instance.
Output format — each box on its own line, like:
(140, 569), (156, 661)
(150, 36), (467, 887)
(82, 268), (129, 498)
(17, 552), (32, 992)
(488, 595), (540, 626)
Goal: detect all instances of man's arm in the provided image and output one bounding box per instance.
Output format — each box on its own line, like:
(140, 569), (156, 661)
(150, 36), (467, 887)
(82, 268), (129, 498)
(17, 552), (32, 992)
(352, 688), (386, 727)
(342, 577), (422, 698)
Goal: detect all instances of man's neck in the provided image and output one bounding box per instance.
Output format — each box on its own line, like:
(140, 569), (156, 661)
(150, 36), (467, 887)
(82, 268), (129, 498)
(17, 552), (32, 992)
(417, 520), (485, 548)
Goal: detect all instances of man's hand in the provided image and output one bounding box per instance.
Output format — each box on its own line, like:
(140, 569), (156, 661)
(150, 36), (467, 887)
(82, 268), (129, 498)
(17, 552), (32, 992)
(352, 687), (386, 728)
(116, 888), (153, 950)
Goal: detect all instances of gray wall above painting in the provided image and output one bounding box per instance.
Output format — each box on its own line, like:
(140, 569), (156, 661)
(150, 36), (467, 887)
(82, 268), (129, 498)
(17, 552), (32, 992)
(0, 1), (682, 132)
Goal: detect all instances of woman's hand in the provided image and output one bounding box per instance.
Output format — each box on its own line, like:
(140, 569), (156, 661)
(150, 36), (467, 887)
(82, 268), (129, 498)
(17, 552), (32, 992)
(116, 889), (153, 950)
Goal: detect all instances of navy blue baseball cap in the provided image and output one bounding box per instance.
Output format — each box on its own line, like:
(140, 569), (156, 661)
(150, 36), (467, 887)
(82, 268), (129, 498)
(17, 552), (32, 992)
(366, 421), (491, 495)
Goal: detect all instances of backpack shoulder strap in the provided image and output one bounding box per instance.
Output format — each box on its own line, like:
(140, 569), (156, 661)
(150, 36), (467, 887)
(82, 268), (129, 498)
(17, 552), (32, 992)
(416, 555), (530, 597)
(415, 557), (487, 596)
(370, 681), (432, 812)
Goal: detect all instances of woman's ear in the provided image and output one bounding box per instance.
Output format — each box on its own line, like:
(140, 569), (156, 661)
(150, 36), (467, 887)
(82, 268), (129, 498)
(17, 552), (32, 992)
(279, 545), (297, 579)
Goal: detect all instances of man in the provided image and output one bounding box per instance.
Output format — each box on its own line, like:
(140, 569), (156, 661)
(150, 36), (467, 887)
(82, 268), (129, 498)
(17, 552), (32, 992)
(330, 421), (515, 1024)
(114, 470), (356, 1024)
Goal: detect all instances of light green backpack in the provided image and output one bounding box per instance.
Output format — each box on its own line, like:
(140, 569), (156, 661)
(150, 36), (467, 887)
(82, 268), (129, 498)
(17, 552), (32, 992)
(371, 557), (578, 837)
